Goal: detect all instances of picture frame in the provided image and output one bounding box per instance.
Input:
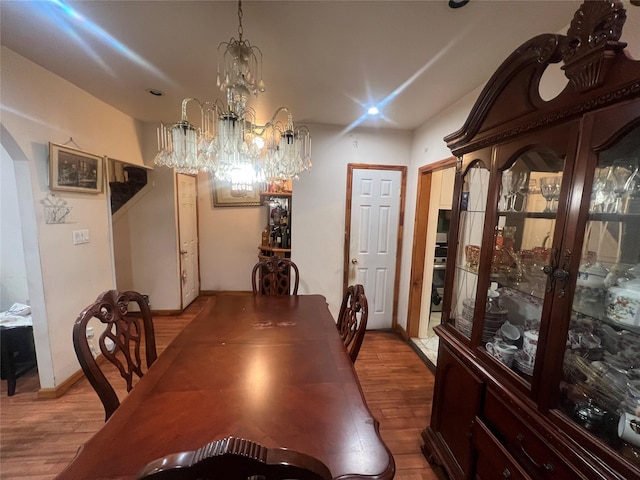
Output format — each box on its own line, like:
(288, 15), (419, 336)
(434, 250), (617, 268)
(49, 142), (104, 194)
(210, 174), (263, 207)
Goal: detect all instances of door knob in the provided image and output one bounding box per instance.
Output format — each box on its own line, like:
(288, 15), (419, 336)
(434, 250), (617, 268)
(351, 258), (358, 264)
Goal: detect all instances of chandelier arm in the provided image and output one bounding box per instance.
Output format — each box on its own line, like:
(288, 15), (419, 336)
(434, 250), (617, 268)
(180, 97), (207, 121)
(251, 107), (292, 134)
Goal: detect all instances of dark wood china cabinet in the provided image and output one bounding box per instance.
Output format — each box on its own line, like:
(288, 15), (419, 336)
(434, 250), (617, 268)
(422, 1), (640, 479)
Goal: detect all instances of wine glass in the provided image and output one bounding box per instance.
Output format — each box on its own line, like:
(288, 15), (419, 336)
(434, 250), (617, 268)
(540, 176), (561, 213)
(512, 172), (530, 212)
(590, 166), (613, 213)
(500, 170), (514, 212)
(610, 157), (639, 214)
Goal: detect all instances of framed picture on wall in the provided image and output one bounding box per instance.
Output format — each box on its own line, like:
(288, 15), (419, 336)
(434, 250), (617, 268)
(49, 142), (104, 194)
(210, 174), (263, 207)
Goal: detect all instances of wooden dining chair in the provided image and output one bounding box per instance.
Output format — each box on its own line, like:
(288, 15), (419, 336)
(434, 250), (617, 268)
(336, 284), (368, 363)
(136, 436), (332, 480)
(73, 290), (157, 421)
(251, 254), (299, 295)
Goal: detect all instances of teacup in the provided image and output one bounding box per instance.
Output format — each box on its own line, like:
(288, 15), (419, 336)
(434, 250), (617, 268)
(486, 341), (518, 367)
(523, 330), (539, 358)
(618, 412), (640, 447)
(500, 321), (521, 344)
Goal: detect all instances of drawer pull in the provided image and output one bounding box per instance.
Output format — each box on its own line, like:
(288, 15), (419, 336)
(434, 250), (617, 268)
(517, 433), (554, 472)
(502, 468), (511, 478)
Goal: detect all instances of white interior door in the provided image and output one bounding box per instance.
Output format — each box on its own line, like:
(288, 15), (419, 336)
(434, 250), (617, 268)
(177, 174), (199, 309)
(349, 168), (402, 329)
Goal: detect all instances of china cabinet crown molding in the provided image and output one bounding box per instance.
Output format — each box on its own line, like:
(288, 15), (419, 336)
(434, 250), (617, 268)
(444, 0), (639, 158)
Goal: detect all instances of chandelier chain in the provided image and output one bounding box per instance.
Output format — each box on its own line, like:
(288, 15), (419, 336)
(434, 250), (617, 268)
(237, 0), (243, 41)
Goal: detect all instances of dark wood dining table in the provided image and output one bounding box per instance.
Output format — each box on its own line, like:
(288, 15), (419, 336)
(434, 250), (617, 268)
(57, 294), (395, 479)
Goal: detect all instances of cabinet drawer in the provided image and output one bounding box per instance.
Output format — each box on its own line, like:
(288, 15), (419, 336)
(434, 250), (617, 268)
(483, 390), (578, 479)
(473, 419), (531, 480)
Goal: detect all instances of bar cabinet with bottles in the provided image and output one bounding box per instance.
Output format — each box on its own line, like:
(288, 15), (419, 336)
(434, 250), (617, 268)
(422, 1), (640, 479)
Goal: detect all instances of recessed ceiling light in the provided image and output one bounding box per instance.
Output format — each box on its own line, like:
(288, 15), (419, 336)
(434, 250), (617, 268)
(367, 106), (380, 116)
(147, 89), (164, 97)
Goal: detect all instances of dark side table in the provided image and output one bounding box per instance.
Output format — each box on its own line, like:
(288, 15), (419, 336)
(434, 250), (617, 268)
(0, 325), (37, 395)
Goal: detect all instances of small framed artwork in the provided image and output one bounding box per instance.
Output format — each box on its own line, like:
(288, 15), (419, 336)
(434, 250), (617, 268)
(49, 142), (104, 194)
(210, 174), (263, 207)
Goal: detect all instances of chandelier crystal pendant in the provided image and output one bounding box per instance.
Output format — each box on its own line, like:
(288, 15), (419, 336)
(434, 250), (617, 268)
(154, 0), (311, 186)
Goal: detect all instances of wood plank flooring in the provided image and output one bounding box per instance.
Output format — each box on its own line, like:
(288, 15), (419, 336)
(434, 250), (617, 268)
(0, 296), (444, 480)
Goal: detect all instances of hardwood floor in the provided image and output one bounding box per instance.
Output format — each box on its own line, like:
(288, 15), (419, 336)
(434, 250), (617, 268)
(0, 297), (443, 480)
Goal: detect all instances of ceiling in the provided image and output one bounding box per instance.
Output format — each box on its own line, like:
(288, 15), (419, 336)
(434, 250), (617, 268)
(1, 1), (587, 131)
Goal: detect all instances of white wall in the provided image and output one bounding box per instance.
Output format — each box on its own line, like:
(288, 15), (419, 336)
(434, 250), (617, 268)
(197, 124), (413, 318)
(111, 168), (181, 311)
(197, 173), (267, 292)
(127, 167), (181, 310)
(1, 47), (146, 388)
(393, 88), (483, 332)
(1, 144), (29, 310)
(291, 125), (412, 318)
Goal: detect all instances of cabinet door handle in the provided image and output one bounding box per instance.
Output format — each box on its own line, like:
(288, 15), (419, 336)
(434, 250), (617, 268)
(553, 249), (572, 298)
(517, 433), (554, 472)
(553, 268), (569, 281)
(502, 468), (511, 478)
(543, 247), (559, 293)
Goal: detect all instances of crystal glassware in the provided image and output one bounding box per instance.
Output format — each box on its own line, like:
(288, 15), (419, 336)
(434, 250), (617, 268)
(540, 176), (561, 213)
(610, 157), (639, 214)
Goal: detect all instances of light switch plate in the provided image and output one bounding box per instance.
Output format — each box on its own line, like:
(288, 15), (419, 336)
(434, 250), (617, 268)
(73, 229), (90, 245)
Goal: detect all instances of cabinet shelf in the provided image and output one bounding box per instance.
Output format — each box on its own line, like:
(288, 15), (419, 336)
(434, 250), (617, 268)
(572, 301), (640, 335)
(455, 264), (479, 276)
(497, 211), (558, 219)
(259, 192), (292, 199)
(258, 246), (291, 254)
(589, 212), (640, 223)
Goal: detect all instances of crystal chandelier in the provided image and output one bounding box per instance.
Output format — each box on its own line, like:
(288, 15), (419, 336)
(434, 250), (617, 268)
(154, 1), (311, 184)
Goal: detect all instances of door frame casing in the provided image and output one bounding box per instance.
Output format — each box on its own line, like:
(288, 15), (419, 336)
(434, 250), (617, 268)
(343, 163), (407, 330)
(405, 157), (457, 339)
(175, 173), (201, 311)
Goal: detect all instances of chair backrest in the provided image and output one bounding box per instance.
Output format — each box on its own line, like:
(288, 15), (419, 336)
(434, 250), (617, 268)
(251, 255), (299, 295)
(73, 290), (157, 421)
(137, 436), (332, 480)
(336, 284), (368, 363)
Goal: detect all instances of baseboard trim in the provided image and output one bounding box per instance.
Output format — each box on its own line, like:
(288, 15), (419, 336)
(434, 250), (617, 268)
(37, 368), (84, 399)
(150, 309), (182, 316)
(200, 290), (252, 296)
(395, 324), (408, 340)
(37, 355), (107, 399)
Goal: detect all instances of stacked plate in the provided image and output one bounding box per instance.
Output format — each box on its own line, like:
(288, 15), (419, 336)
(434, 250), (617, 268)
(483, 308), (508, 343)
(454, 298), (475, 338)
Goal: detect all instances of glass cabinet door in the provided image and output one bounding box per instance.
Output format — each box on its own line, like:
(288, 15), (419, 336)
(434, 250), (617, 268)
(450, 161), (490, 340)
(483, 149), (566, 380)
(559, 122), (640, 465)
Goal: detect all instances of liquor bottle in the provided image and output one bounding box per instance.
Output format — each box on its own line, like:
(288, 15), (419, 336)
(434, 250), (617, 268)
(275, 226), (282, 248)
(261, 227), (269, 246)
